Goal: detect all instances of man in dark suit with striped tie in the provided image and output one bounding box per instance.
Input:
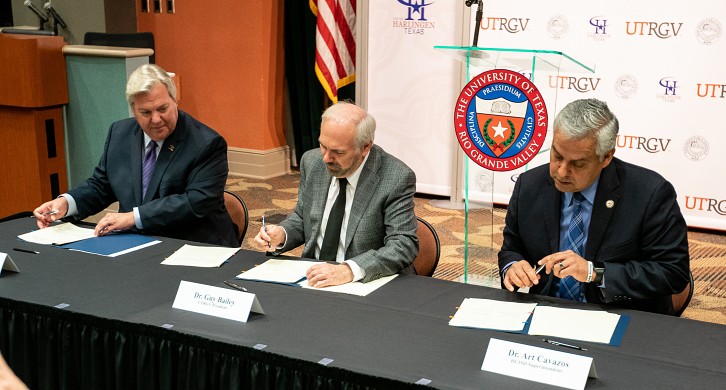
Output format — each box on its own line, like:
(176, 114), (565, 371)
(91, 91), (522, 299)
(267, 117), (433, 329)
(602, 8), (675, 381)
(33, 64), (237, 247)
(498, 98), (690, 315)
(255, 102), (419, 288)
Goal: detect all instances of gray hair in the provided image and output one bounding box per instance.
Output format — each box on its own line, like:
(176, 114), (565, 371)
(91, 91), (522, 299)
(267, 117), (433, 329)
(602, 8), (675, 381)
(553, 98), (619, 160)
(321, 101), (376, 151)
(125, 64), (177, 106)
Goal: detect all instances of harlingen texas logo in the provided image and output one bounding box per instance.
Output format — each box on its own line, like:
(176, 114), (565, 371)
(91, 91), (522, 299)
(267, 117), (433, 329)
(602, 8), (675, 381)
(454, 69), (547, 171)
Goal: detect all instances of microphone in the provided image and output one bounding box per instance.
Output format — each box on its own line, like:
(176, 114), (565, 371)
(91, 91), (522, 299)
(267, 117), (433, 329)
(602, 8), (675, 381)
(44, 1), (67, 29)
(24, 0), (49, 24)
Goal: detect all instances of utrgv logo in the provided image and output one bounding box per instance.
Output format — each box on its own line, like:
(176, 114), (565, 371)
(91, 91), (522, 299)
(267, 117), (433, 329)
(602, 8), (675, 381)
(696, 83), (726, 98)
(684, 196), (726, 216)
(616, 134), (671, 153)
(625, 21), (683, 38)
(480, 17), (530, 33)
(548, 76), (601, 92)
(397, 0), (432, 21)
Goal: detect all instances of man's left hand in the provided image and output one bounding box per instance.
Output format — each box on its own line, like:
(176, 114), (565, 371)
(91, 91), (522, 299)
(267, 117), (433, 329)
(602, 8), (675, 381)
(94, 212), (135, 236)
(538, 250), (589, 282)
(305, 262), (353, 288)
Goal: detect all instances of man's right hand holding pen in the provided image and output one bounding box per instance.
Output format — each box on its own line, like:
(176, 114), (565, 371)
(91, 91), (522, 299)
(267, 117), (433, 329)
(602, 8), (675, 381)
(32, 197), (69, 229)
(254, 218), (286, 252)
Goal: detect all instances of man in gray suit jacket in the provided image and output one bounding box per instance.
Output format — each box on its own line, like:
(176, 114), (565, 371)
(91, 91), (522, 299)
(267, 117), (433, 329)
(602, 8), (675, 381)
(255, 102), (419, 287)
(33, 64), (237, 247)
(499, 98), (689, 315)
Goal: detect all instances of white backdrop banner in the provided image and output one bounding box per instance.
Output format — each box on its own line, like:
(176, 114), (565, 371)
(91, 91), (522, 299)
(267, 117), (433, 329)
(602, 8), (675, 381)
(364, 0), (725, 230)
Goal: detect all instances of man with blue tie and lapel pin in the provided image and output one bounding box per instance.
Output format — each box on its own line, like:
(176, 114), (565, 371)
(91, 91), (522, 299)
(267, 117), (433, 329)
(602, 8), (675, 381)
(254, 102), (419, 288)
(498, 98), (690, 315)
(33, 64), (237, 247)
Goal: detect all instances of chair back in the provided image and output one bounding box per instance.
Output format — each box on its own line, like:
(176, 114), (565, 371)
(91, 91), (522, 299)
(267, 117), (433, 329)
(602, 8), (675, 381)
(412, 217), (440, 277)
(672, 270), (694, 317)
(83, 32), (156, 63)
(223, 190), (248, 246)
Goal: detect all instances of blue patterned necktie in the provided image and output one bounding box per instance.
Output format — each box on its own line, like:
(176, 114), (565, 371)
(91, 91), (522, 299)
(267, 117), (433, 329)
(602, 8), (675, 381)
(142, 141), (157, 198)
(558, 192), (586, 301)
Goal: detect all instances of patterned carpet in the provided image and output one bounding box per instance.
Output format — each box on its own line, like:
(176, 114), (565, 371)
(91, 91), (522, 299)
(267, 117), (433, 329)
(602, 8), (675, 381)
(226, 172), (726, 325)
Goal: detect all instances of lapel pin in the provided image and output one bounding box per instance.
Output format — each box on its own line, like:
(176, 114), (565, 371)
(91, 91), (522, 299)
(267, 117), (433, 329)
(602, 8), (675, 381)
(168, 144), (175, 152)
(606, 200), (615, 209)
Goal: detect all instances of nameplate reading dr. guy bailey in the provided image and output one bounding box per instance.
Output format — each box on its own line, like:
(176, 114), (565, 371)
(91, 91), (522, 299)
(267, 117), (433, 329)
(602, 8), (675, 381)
(481, 338), (596, 390)
(172, 280), (264, 322)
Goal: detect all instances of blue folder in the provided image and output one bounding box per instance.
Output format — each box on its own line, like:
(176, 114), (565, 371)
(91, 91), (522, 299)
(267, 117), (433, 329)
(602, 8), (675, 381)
(59, 233), (159, 256)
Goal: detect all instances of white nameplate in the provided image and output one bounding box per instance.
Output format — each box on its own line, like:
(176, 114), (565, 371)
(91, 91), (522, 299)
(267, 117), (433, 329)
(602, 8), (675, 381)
(0, 252), (19, 276)
(482, 338), (597, 390)
(172, 280), (264, 322)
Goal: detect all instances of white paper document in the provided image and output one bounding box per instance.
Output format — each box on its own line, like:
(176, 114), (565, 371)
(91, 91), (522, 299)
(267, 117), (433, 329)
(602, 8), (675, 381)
(18, 223), (96, 245)
(300, 274), (397, 296)
(449, 298), (537, 332)
(527, 306), (620, 344)
(161, 244), (240, 267)
(236, 259), (318, 284)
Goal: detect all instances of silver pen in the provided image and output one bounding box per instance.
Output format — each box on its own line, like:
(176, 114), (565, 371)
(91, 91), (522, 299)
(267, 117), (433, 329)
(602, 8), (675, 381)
(224, 280), (248, 292)
(262, 215), (270, 249)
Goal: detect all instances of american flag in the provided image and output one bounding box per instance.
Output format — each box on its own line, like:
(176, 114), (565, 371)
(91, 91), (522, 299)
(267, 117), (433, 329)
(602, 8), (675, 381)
(310, 0), (356, 102)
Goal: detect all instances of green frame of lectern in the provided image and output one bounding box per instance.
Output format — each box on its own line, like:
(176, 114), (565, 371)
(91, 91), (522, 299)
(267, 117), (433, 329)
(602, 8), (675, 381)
(434, 46), (595, 286)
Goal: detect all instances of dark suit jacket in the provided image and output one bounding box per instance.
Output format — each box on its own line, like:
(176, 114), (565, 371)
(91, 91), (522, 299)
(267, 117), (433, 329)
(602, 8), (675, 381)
(279, 145), (419, 282)
(68, 111), (237, 247)
(498, 157), (690, 315)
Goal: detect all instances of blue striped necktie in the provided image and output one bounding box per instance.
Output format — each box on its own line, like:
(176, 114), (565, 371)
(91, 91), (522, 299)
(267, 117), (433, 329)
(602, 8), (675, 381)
(142, 141), (157, 198)
(558, 192), (586, 301)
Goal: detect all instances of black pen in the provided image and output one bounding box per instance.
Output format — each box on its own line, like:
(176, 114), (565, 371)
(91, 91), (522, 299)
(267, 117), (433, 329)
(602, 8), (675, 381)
(543, 338), (587, 351)
(224, 280), (248, 292)
(13, 248), (39, 255)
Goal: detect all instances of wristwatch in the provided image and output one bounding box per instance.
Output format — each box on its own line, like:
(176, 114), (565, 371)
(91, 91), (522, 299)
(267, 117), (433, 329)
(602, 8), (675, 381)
(592, 261), (605, 284)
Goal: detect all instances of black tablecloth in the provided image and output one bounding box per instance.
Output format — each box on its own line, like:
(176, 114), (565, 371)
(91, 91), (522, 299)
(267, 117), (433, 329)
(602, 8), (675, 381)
(0, 217), (724, 389)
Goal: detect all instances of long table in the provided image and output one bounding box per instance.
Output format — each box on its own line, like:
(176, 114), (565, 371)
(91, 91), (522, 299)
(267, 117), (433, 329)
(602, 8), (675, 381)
(0, 217), (724, 389)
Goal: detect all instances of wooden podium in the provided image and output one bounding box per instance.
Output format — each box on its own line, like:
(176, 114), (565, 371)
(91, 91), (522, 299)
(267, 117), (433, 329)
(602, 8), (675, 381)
(0, 33), (68, 218)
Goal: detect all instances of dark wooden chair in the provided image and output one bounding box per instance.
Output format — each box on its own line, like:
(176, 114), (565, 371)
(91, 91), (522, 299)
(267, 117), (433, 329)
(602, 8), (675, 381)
(672, 270), (694, 317)
(412, 216), (441, 277)
(224, 190), (249, 247)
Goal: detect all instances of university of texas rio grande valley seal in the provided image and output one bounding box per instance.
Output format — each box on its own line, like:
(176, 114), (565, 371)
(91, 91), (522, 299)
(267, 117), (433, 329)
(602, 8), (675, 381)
(454, 69), (548, 172)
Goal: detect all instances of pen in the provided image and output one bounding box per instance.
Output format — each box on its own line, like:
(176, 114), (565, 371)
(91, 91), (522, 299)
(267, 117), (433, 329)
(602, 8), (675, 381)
(543, 338), (587, 351)
(534, 264), (546, 274)
(262, 215), (271, 249)
(224, 280), (248, 292)
(13, 248), (39, 255)
(43, 210), (59, 216)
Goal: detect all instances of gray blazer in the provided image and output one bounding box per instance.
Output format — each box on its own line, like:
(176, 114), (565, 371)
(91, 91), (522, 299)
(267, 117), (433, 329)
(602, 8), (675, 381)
(279, 144), (419, 282)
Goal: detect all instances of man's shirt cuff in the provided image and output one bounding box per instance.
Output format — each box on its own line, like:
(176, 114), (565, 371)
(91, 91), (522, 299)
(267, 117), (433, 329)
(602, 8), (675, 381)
(344, 260), (364, 282)
(60, 194), (77, 217)
(133, 207), (143, 229)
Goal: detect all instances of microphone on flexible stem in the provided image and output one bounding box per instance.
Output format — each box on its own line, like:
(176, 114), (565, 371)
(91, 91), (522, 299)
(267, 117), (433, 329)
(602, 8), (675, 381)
(43, 1), (67, 36)
(470, 0), (484, 47)
(24, 0), (49, 28)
